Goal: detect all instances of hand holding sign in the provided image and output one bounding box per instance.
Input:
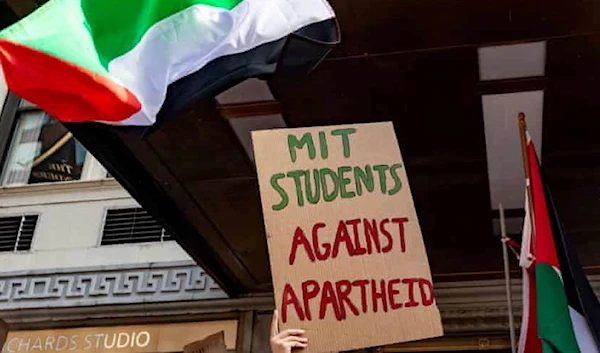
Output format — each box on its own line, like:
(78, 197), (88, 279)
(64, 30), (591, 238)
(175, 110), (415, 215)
(270, 310), (308, 353)
(253, 123), (443, 353)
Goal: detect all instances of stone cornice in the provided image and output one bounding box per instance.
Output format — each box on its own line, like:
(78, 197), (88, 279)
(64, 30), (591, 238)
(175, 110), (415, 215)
(0, 178), (121, 196)
(0, 179), (131, 208)
(3, 273), (600, 334)
(0, 261), (226, 311)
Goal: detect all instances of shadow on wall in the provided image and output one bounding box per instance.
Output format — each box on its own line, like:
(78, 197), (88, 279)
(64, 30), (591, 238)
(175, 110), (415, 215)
(0, 318), (7, 349)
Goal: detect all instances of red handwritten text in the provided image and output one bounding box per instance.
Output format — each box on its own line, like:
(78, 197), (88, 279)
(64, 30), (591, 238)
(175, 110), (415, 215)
(289, 218), (409, 265)
(281, 277), (434, 323)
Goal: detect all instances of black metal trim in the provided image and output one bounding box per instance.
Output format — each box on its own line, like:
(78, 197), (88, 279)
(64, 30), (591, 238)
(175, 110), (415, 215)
(0, 92), (20, 171)
(478, 76), (546, 95)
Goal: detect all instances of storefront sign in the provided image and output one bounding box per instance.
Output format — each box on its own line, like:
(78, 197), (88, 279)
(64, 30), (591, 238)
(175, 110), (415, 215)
(1, 321), (237, 353)
(252, 122), (443, 353)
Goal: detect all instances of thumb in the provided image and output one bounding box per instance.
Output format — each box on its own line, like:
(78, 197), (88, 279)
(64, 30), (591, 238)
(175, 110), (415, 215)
(271, 310), (279, 336)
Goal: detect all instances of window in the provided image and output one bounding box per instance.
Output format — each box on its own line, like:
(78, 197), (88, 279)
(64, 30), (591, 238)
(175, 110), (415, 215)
(1, 111), (87, 185)
(0, 98), (108, 186)
(101, 208), (172, 245)
(0, 215), (38, 252)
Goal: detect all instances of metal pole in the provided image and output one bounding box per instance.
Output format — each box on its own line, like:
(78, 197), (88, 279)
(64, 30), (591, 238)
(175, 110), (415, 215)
(500, 203), (517, 353)
(519, 113), (535, 236)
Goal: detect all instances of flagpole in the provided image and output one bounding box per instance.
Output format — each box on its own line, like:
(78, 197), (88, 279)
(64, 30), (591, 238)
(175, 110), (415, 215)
(518, 113), (535, 216)
(500, 203), (517, 353)
(519, 112), (537, 259)
(518, 112), (537, 353)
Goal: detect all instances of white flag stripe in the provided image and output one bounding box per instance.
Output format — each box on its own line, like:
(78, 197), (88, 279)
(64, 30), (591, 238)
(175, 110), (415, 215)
(0, 63), (7, 108)
(569, 307), (600, 353)
(520, 191), (534, 269)
(518, 268), (530, 353)
(518, 191), (534, 353)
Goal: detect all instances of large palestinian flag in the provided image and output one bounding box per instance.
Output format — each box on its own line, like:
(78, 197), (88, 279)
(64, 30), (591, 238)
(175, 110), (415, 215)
(520, 135), (600, 353)
(0, 0), (337, 126)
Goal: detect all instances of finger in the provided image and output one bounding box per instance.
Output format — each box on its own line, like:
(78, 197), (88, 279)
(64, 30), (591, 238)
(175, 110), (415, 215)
(271, 310), (279, 336)
(276, 329), (306, 339)
(282, 335), (308, 341)
(281, 336), (308, 343)
(285, 341), (308, 349)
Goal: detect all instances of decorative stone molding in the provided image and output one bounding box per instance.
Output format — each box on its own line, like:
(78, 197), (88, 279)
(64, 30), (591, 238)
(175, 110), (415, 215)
(0, 261), (226, 310)
(0, 178), (131, 208)
(3, 272), (600, 334)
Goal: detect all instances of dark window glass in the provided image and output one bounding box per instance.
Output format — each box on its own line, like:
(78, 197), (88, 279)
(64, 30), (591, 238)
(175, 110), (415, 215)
(0, 215), (38, 252)
(1, 111), (86, 186)
(101, 208), (172, 245)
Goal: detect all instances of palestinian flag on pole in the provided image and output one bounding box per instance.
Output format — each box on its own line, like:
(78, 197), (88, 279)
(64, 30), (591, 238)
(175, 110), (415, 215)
(523, 135), (600, 353)
(0, 0), (337, 126)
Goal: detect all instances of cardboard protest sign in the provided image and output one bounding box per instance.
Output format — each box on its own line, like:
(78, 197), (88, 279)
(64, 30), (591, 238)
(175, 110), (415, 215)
(252, 122), (443, 353)
(183, 331), (226, 353)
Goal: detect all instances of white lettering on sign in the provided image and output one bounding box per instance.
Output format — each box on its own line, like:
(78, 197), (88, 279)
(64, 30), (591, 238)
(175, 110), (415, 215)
(3, 331), (152, 353)
(2, 321), (238, 353)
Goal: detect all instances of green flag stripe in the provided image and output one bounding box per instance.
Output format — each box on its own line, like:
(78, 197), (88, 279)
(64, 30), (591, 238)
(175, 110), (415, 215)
(0, 0), (243, 73)
(542, 341), (560, 353)
(0, 0), (108, 75)
(537, 263), (581, 353)
(80, 0), (243, 67)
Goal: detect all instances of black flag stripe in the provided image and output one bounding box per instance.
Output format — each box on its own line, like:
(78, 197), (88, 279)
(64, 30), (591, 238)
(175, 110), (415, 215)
(544, 182), (600, 349)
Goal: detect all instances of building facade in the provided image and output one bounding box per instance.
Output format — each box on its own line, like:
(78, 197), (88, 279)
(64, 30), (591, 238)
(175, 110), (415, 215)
(0, 68), (261, 352)
(0, 65), (551, 353)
